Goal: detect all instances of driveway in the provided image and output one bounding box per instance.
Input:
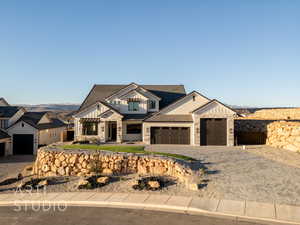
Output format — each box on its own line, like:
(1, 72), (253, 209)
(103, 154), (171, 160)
(0, 155), (35, 181)
(146, 145), (300, 205)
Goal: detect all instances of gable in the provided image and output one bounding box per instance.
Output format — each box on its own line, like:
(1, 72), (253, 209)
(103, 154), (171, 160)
(0, 98), (9, 106)
(119, 90), (149, 101)
(75, 102), (111, 118)
(193, 100), (237, 117)
(163, 92), (210, 115)
(106, 83), (139, 101)
(38, 114), (52, 124)
(78, 83), (186, 111)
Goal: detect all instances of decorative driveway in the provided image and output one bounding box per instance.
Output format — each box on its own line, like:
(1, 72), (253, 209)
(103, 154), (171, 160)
(146, 145), (300, 205)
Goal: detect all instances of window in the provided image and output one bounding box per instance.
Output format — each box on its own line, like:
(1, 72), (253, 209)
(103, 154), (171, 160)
(149, 100), (156, 109)
(82, 122), (98, 135)
(128, 101), (139, 111)
(127, 124), (142, 134)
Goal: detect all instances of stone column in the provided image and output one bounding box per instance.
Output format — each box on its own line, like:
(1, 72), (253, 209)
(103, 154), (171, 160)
(227, 117), (234, 146)
(143, 123), (151, 145)
(99, 122), (106, 143)
(117, 120), (122, 143)
(194, 120), (200, 146)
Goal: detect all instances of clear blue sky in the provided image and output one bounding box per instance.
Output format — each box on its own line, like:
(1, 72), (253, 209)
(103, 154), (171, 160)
(1, 0), (299, 107)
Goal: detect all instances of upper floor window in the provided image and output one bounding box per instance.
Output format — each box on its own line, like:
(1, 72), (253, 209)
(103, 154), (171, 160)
(128, 101), (139, 111)
(82, 122), (98, 135)
(149, 100), (156, 109)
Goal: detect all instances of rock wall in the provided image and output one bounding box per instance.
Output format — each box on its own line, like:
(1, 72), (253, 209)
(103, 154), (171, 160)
(33, 146), (198, 189)
(266, 121), (300, 152)
(247, 108), (300, 120)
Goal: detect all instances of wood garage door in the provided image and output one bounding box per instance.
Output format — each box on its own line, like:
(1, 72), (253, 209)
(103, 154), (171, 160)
(151, 127), (190, 144)
(13, 134), (34, 155)
(0, 143), (5, 157)
(200, 118), (227, 145)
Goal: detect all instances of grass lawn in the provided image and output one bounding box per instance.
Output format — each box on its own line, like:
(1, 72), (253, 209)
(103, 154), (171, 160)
(61, 144), (196, 161)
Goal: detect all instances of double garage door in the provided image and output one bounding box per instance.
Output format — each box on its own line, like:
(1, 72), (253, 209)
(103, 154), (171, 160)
(13, 134), (34, 155)
(151, 127), (190, 145)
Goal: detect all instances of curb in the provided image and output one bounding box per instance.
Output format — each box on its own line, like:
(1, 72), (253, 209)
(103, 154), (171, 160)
(0, 192), (299, 225)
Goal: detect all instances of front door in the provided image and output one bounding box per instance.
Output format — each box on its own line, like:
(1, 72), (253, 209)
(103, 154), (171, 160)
(108, 122), (117, 141)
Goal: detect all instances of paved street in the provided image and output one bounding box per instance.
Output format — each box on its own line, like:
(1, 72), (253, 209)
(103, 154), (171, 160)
(0, 207), (282, 225)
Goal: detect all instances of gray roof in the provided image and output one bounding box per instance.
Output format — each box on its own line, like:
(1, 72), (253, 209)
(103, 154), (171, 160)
(16, 112), (67, 130)
(123, 114), (152, 121)
(0, 130), (10, 140)
(0, 106), (21, 118)
(79, 84), (186, 112)
(144, 114), (193, 122)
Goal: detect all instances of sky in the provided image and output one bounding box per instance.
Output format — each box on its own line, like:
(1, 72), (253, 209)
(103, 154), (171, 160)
(0, 0), (299, 107)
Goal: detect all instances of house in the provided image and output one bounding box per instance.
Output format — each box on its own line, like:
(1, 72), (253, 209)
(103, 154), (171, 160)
(0, 98), (67, 156)
(74, 83), (238, 146)
(0, 97), (9, 106)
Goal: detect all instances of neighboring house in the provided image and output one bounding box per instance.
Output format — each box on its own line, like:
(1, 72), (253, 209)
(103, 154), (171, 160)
(74, 83), (238, 146)
(0, 98), (67, 156)
(0, 97), (9, 106)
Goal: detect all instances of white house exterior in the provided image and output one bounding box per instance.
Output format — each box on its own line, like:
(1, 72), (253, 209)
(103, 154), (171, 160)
(0, 98), (67, 156)
(74, 83), (238, 146)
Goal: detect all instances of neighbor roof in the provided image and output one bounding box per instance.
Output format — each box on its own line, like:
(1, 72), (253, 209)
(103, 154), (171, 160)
(79, 84), (186, 112)
(0, 130), (10, 140)
(14, 112), (66, 130)
(0, 106), (22, 118)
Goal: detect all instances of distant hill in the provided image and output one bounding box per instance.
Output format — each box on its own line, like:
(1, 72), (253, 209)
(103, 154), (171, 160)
(17, 104), (80, 112)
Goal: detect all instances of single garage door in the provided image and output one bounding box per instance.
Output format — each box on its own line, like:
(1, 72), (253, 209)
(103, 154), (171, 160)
(200, 118), (227, 145)
(151, 127), (190, 144)
(13, 134), (34, 155)
(0, 143), (5, 156)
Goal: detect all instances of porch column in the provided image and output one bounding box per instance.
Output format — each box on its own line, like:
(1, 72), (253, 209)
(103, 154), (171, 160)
(99, 122), (106, 143)
(117, 120), (122, 143)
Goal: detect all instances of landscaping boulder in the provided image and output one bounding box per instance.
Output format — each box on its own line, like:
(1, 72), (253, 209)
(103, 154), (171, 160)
(147, 181), (160, 189)
(96, 176), (109, 185)
(77, 178), (91, 189)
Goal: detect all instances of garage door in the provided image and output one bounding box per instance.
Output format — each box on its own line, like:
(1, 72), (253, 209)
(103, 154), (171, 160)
(200, 118), (227, 145)
(0, 143), (5, 156)
(13, 134), (34, 155)
(151, 127), (190, 144)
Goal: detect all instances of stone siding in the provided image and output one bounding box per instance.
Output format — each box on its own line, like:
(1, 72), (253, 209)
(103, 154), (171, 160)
(33, 146), (198, 189)
(266, 121), (300, 152)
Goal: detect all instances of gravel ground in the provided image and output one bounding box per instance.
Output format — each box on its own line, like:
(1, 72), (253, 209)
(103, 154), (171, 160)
(0, 155), (35, 181)
(146, 145), (300, 205)
(2, 146), (300, 206)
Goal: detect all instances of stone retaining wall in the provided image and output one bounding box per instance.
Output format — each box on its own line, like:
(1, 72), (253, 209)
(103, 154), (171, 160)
(266, 121), (300, 152)
(247, 108), (300, 120)
(33, 146), (198, 189)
